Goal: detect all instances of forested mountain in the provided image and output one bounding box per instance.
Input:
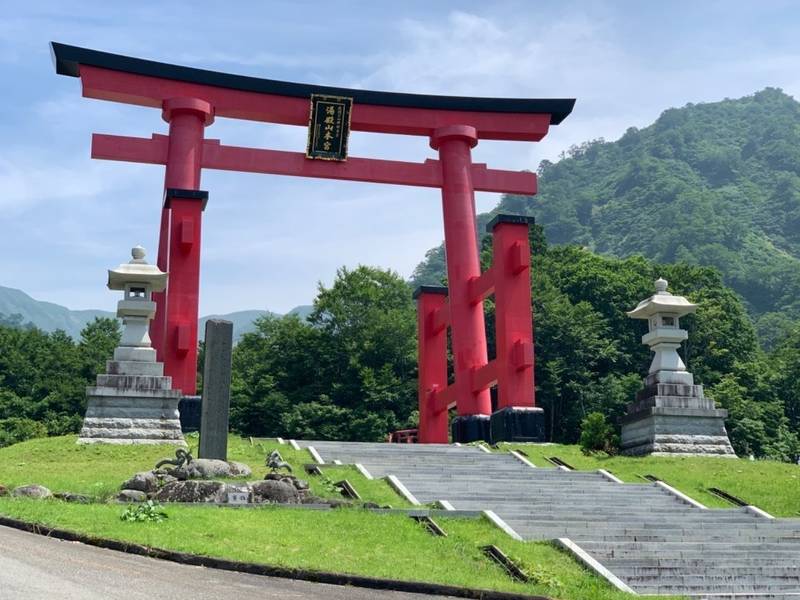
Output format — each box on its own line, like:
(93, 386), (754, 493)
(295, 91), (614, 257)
(414, 88), (800, 348)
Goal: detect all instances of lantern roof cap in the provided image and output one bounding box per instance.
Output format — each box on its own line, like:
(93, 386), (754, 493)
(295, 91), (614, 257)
(107, 246), (167, 291)
(627, 278), (697, 319)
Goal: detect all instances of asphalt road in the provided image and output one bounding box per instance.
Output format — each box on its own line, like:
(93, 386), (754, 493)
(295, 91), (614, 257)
(0, 525), (459, 599)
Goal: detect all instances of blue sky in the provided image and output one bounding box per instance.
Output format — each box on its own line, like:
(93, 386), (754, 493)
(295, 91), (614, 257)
(1, 1), (798, 314)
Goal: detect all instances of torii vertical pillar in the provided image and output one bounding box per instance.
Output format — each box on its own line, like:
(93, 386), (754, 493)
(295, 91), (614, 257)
(430, 125), (492, 442)
(164, 188), (208, 396)
(151, 98), (214, 395)
(414, 286), (450, 444)
(488, 215), (543, 443)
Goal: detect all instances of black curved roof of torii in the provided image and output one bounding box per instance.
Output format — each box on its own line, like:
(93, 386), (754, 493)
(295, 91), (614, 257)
(50, 42), (575, 125)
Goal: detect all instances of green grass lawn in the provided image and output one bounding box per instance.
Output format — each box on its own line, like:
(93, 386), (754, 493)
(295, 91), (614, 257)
(0, 497), (666, 600)
(495, 442), (800, 517)
(0, 435), (658, 599)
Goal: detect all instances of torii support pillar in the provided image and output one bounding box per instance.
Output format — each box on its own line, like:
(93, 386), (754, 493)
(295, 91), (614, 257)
(162, 188), (208, 396)
(151, 98), (214, 395)
(431, 126), (492, 443)
(487, 215), (543, 443)
(414, 214), (543, 444)
(414, 286), (450, 444)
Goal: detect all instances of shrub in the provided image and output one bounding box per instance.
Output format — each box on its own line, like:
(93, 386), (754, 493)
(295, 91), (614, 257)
(120, 500), (169, 523)
(0, 418), (48, 448)
(579, 412), (619, 455)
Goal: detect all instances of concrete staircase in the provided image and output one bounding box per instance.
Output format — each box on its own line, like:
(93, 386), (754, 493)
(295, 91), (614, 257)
(294, 440), (800, 598)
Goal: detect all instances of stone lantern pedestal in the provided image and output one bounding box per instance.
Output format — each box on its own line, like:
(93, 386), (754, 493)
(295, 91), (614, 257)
(620, 279), (735, 457)
(78, 247), (185, 445)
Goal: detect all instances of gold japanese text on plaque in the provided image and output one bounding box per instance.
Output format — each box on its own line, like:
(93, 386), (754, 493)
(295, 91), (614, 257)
(306, 94), (353, 161)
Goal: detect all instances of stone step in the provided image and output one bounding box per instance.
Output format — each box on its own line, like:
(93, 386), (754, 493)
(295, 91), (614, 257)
(528, 532), (800, 543)
(629, 577), (800, 588)
(435, 502), (696, 513)
(502, 510), (758, 520)
(617, 566), (800, 578)
(405, 486), (676, 496)
(633, 583), (800, 594)
(512, 520), (791, 531)
(581, 545), (800, 559)
(608, 558), (800, 569)
(288, 439), (800, 596)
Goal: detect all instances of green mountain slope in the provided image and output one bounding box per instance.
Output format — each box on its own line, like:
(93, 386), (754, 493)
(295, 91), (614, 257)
(414, 88), (800, 345)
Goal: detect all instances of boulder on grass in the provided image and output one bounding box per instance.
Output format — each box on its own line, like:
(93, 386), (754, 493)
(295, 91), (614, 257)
(117, 489), (148, 503)
(121, 471), (177, 493)
(153, 480), (226, 503)
(11, 485), (52, 499)
(250, 480), (299, 504)
(0, 485), (7, 497)
(54, 492), (92, 504)
(264, 472), (309, 491)
(169, 459), (252, 480)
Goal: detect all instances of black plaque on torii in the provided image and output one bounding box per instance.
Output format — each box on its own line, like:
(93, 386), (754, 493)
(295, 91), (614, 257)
(306, 93), (353, 161)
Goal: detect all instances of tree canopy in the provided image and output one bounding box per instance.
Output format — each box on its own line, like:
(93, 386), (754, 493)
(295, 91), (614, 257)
(0, 316), (120, 445)
(230, 266), (418, 441)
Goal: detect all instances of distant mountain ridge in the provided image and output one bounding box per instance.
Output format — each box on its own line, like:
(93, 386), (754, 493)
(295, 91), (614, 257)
(0, 286), (112, 338)
(0, 285), (311, 340)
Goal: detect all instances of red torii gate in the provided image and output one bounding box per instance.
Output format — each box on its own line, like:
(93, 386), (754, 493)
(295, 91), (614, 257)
(51, 42), (573, 443)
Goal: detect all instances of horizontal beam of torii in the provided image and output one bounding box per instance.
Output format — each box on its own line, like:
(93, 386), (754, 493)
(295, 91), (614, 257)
(92, 133), (537, 194)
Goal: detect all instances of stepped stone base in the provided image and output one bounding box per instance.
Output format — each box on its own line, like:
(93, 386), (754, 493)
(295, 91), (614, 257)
(490, 406), (545, 443)
(78, 358), (186, 446)
(621, 373), (735, 457)
(451, 414), (490, 443)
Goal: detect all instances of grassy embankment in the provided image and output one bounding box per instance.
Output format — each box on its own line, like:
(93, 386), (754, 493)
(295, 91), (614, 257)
(0, 435), (656, 600)
(0, 434), (406, 506)
(494, 442), (800, 517)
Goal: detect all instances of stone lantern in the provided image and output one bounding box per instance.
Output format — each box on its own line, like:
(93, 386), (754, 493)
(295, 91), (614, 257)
(108, 245), (166, 360)
(78, 247), (185, 445)
(628, 277), (696, 385)
(619, 278), (734, 456)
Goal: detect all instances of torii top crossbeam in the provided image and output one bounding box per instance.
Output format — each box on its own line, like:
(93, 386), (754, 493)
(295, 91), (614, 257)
(51, 41), (574, 402)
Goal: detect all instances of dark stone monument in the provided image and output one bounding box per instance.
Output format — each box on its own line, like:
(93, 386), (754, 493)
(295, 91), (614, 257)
(178, 395), (202, 432)
(199, 319), (233, 460)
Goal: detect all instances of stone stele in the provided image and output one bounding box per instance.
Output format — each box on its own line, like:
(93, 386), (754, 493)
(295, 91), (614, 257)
(620, 278), (735, 457)
(78, 246), (186, 445)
